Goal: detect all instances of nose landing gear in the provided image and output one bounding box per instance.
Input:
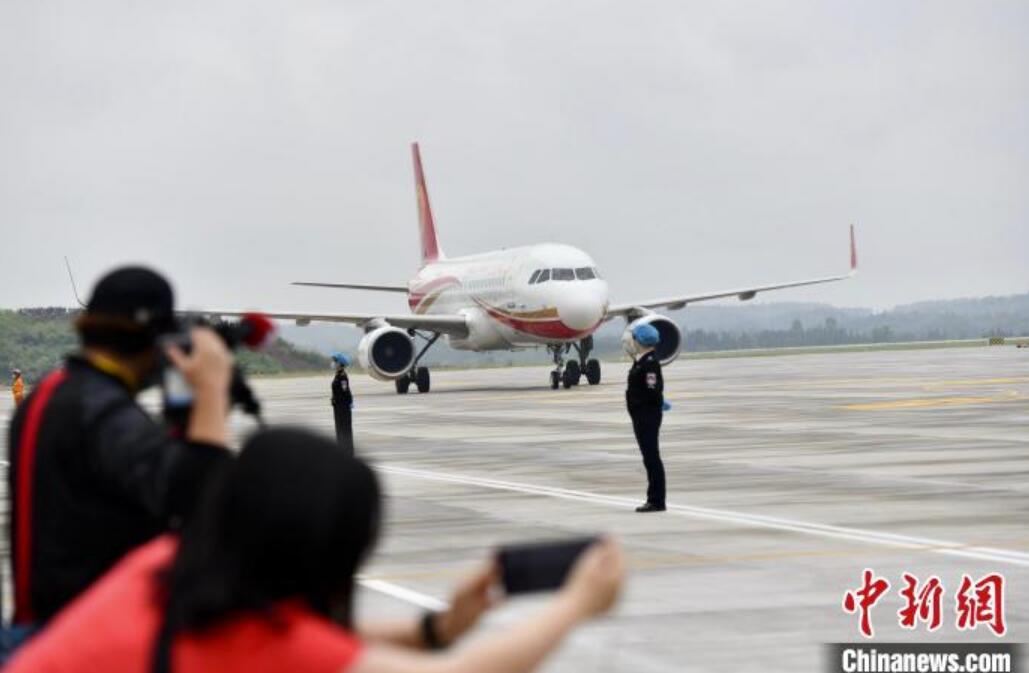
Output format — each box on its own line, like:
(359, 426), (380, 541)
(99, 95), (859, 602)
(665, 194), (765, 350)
(547, 336), (602, 389)
(563, 359), (581, 388)
(549, 344), (566, 389)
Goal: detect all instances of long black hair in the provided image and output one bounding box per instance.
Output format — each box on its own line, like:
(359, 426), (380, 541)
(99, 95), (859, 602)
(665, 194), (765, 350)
(152, 428), (381, 671)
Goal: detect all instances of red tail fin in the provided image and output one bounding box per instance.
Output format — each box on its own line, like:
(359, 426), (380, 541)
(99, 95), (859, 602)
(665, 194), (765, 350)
(412, 143), (443, 264)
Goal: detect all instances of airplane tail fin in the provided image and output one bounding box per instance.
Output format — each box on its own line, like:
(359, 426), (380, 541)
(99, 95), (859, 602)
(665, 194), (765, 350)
(412, 142), (444, 264)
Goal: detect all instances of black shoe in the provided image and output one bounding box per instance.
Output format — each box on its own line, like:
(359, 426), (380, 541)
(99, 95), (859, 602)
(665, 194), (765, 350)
(635, 502), (666, 513)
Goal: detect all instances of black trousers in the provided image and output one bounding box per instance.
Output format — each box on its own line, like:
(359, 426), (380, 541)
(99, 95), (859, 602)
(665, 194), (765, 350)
(630, 409), (665, 506)
(333, 404), (354, 456)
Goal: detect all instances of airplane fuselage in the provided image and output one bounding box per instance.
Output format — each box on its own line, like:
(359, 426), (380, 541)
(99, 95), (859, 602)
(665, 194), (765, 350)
(408, 243), (609, 351)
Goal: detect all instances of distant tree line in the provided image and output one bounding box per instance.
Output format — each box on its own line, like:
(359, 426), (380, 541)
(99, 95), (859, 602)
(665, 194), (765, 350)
(1, 308), (328, 383)
(0, 308), (80, 382)
(4, 292), (1028, 378)
(590, 292), (1029, 355)
(684, 317), (904, 351)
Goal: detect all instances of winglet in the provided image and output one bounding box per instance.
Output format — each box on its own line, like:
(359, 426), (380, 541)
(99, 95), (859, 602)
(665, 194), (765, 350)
(412, 142), (444, 264)
(849, 224), (858, 274)
(64, 256), (86, 308)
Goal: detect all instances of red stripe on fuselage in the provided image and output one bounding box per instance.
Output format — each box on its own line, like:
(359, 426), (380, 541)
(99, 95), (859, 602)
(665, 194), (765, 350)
(408, 275), (460, 313)
(478, 303), (597, 340)
(410, 274), (459, 295)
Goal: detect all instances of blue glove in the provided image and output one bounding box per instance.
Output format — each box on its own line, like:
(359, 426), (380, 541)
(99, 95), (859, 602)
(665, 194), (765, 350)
(662, 401), (672, 412)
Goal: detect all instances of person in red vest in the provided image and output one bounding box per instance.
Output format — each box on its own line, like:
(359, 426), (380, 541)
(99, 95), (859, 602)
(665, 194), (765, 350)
(5, 428), (625, 673)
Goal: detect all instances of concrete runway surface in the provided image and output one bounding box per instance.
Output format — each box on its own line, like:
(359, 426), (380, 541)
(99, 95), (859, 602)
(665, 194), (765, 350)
(3, 346), (1028, 671)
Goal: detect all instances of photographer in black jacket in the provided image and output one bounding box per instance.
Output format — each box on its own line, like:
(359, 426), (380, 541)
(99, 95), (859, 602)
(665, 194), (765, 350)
(3, 266), (233, 655)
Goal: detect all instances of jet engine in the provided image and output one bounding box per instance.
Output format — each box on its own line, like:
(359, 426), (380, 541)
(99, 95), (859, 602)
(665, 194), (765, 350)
(622, 314), (683, 365)
(447, 307), (507, 351)
(357, 325), (416, 380)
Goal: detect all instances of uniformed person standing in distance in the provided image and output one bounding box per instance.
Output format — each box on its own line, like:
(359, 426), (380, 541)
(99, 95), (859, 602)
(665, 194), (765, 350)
(330, 352), (354, 455)
(626, 324), (669, 512)
(11, 368), (25, 407)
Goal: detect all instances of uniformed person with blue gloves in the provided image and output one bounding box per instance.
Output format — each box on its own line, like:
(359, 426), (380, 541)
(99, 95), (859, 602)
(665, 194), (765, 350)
(626, 323), (670, 512)
(330, 352), (354, 455)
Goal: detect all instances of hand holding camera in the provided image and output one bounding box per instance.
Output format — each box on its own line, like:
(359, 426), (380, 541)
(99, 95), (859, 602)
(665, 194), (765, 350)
(163, 327), (234, 445)
(164, 327), (233, 398)
(161, 313), (275, 436)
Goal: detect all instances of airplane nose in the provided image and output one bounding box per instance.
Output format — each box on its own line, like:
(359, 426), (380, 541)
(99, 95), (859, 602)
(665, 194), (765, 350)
(557, 289), (605, 331)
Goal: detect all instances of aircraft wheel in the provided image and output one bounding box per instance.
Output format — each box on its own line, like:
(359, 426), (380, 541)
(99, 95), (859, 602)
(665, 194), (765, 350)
(415, 366), (431, 393)
(550, 371), (560, 389)
(562, 367), (577, 389)
(395, 375), (411, 395)
(565, 359), (581, 385)
(585, 359), (601, 385)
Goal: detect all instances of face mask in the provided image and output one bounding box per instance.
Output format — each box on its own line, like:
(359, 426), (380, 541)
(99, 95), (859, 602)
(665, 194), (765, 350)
(621, 330), (645, 358)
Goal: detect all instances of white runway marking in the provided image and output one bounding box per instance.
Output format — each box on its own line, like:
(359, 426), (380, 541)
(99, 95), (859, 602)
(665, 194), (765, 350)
(358, 578), (449, 611)
(380, 465), (1029, 568)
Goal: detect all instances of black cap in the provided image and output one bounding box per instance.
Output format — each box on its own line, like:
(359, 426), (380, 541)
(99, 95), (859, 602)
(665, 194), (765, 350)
(75, 267), (179, 354)
(85, 266), (177, 334)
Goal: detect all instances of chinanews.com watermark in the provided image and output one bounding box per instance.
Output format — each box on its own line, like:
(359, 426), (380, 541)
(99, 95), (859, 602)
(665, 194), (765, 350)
(827, 644), (1020, 673)
(827, 569), (1022, 673)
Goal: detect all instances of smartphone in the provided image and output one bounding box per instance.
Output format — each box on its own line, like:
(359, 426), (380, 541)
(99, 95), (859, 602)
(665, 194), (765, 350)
(497, 537), (598, 595)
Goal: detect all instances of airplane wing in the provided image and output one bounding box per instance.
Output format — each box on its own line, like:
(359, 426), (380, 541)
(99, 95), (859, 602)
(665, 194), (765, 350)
(292, 282), (408, 293)
(181, 308), (469, 338)
(606, 225), (858, 317)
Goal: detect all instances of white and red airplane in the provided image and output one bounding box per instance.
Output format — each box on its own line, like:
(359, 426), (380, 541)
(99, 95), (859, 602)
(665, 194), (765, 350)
(210, 143), (858, 393)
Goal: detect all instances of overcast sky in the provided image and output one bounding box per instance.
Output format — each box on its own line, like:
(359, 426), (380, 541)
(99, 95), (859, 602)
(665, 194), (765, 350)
(1, 0), (1026, 315)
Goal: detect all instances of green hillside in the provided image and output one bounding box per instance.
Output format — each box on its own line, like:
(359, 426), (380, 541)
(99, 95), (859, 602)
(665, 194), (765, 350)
(1, 308), (327, 383)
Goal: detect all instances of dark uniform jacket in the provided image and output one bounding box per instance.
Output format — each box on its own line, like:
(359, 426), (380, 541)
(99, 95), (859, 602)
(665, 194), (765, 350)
(626, 351), (664, 414)
(331, 370), (353, 408)
(7, 356), (230, 624)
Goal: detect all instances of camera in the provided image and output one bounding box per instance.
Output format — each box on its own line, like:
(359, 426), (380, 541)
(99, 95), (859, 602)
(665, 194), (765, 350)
(161, 313), (276, 430)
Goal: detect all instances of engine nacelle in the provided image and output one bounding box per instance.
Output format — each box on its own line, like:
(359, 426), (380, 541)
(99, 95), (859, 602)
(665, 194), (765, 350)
(447, 307), (508, 351)
(357, 325), (416, 380)
(622, 314), (683, 365)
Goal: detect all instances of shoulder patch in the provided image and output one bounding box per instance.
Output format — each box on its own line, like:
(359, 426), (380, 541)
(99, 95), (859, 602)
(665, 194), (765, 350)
(646, 372), (657, 388)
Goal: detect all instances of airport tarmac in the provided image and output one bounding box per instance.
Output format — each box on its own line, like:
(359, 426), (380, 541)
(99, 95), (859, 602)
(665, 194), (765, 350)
(3, 346), (1028, 671)
(252, 346), (1028, 671)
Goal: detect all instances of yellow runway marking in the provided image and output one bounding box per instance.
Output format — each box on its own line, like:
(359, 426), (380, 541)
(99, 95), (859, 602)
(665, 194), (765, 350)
(841, 391), (1022, 411)
(922, 377), (1029, 390)
(782, 376), (1029, 390)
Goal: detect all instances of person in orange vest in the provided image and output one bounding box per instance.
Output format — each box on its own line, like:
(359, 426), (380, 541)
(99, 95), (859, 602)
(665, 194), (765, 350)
(11, 369), (25, 406)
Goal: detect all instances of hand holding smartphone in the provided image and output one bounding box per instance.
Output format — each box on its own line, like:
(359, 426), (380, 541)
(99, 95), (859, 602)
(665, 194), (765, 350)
(497, 537), (599, 595)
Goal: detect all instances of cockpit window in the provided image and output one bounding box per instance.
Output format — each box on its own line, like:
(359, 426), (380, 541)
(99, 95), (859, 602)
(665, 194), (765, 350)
(528, 269), (542, 284)
(551, 268), (575, 281)
(537, 268), (550, 283)
(575, 267), (596, 280)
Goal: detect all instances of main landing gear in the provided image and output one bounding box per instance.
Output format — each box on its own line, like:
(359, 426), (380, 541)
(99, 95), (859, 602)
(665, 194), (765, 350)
(548, 336), (601, 390)
(396, 331), (440, 395)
